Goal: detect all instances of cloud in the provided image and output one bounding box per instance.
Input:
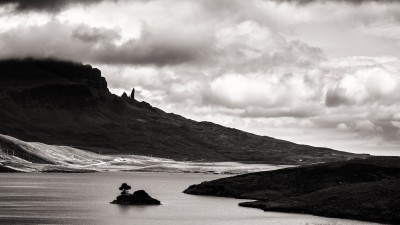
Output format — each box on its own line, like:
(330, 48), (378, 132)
(0, 0), (108, 12)
(241, 105), (322, 118)
(325, 63), (400, 107)
(72, 25), (120, 43)
(91, 23), (214, 65)
(2, 0), (399, 13)
(213, 21), (324, 73)
(204, 72), (319, 110)
(277, 0), (400, 5)
(0, 19), (212, 66)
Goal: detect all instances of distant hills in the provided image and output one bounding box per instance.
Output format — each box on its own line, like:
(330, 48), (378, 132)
(0, 58), (366, 165)
(184, 156), (400, 224)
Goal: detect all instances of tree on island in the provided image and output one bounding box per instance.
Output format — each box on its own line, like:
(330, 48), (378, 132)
(119, 183), (131, 195)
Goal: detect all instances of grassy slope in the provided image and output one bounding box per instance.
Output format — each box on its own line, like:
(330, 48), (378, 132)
(240, 179), (400, 224)
(184, 156), (400, 224)
(0, 165), (20, 172)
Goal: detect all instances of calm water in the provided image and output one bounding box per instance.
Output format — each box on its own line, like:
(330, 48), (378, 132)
(0, 173), (381, 225)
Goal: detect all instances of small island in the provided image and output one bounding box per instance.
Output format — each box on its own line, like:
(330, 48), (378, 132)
(110, 183), (161, 205)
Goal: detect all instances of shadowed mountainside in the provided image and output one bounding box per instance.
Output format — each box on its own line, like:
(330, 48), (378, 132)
(184, 156), (400, 224)
(0, 58), (366, 164)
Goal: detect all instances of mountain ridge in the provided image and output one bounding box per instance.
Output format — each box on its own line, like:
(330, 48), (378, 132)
(0, 58), (367, 165)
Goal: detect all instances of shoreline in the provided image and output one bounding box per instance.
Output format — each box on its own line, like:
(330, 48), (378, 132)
(238, 203), (388, 225)
(183, 157), (400, 225)
(0, 165), (287, 175)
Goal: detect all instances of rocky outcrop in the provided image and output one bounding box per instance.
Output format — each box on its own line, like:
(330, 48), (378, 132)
(0, 58), (109, 109)
(0, 58), (108, 91)
(121, 92), (129, 100)
(111, 190), (161, 205)
(130, 88), (135, 99)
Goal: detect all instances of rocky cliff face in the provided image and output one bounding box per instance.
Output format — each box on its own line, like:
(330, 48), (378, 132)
(0, 59), (108, 109)
(0, 58), (367, 164)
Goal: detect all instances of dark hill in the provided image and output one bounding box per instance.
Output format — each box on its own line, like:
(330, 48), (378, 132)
(184, 156), (400, 224)
(0, 58), (365, 164)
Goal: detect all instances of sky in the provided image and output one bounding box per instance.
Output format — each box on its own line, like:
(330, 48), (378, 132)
(1, 0), (400, 156)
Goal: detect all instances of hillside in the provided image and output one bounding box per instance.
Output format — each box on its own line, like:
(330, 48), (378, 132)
(184, 156), (400, 224)
(0, 58), (365, 165)
(0, 134), (283, 173)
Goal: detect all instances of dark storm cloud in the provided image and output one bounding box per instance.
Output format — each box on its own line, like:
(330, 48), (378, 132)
(97, 46), (200, 66)
(83, 20), (214, 66)
(240, 106), (321, 118)
(72, 26), (120, 43)
(325, 88), (348, 107)
(0, 0), (108, 12)
(3, 0), (398, 13)
(91, 39), (209, 66)
(0, 20), (212, 66)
